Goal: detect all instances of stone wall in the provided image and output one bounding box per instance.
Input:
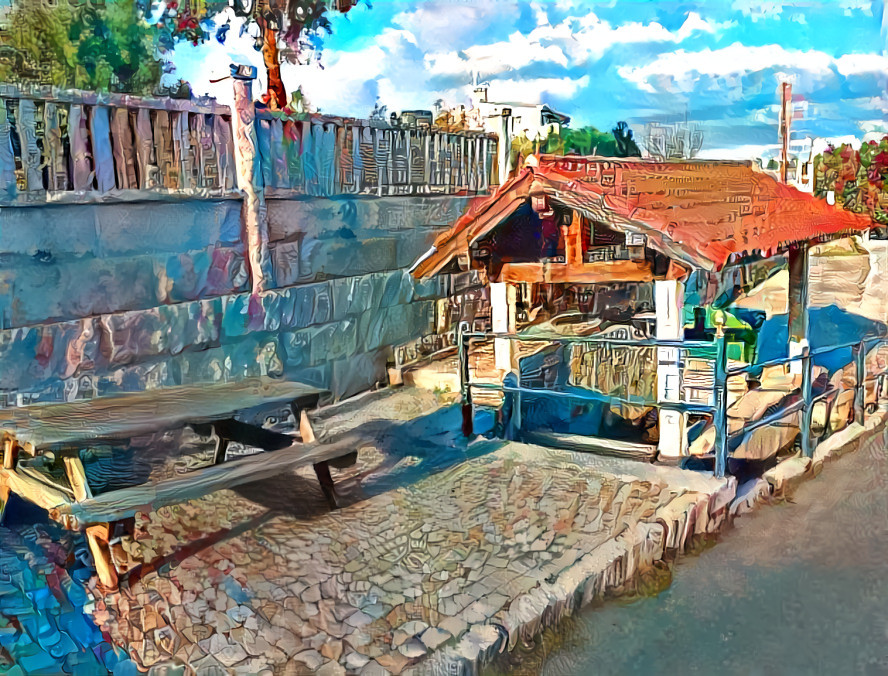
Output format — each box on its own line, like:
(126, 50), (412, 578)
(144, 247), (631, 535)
(0, 199), (246, 328)
(0, 194), (480, 404)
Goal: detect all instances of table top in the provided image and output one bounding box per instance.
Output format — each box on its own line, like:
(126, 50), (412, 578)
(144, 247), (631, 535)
(0, 377), (324, 448)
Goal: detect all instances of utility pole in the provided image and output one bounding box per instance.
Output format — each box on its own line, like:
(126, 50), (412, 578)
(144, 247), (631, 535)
(780, 82), (792, 184)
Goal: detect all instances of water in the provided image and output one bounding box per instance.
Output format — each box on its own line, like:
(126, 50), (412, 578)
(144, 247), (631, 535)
(487, 439), (888, 676)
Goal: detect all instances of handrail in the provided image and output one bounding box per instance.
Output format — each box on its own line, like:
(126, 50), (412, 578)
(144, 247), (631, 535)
(458, 326), (888, 478)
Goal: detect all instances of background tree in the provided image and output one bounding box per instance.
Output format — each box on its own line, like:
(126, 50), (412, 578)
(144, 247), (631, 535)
(612, 121), (641, 157)
(171, 0), (357, 109)
(510, 122), (640, 168)
(0, 0), (161, 94)
(814, 138), (888, 225)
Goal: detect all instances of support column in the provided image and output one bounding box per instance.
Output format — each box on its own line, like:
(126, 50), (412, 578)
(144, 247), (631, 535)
(655, 279), (687, 460)
(492, 281), (517, 372)
(231, 64), (273, 295)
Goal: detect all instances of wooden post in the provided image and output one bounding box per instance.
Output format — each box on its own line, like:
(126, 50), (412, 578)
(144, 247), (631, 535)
(855, 340), (866, 424)
(655, 279), (687, 460)
(713, 335), (728, 478)
(491, 281), (517, 371)
(231, 65), (273, 294)
(85, 523), (118, 589)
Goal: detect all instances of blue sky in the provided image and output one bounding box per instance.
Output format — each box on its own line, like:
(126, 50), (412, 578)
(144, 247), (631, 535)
(173, 0), (888, 159)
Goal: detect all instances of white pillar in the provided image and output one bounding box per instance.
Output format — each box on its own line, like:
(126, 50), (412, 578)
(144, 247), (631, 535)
(492, 281), (517, 371)
(655, 279), (687, 459)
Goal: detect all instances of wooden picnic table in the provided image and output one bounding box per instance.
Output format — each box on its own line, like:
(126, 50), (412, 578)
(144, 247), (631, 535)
(0, 376), (358, 590)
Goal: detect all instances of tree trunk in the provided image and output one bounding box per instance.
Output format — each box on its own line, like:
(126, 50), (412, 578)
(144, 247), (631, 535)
(257, 14), (287, 110)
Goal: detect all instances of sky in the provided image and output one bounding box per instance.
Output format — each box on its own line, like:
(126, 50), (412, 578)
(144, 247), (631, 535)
(171, 0), (888, 160)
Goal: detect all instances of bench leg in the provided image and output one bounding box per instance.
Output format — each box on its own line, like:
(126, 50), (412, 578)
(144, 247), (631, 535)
(299, 409), (317, 444)
(63, 455), (93, 503)
(85, 523), (118, 590)
(213, 429), (230, 466)
(313, 461), (338, 509)
(0, 480), (8, 526)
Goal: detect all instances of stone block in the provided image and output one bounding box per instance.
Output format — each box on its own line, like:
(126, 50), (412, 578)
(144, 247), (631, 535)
(273, 241), (301, 288)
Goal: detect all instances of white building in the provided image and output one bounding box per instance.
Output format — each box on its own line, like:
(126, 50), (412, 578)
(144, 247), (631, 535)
(462, 84), (570, 183)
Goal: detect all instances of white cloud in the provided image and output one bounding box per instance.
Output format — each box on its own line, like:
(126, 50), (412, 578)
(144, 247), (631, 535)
(617, 42), (885, 95)
(425, 10), (730, 82)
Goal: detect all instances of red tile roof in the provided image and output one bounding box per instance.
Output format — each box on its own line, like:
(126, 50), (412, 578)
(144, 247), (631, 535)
(412, 155), (875, 278)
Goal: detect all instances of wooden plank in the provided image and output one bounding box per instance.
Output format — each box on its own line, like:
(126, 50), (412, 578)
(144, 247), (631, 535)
(214, 114), (235, 191)
(43, 102), (68, 191)
(57, 433), (362, 525)
(154, 109), (175, 189)
(16, 99), (43, 192)
(134, 107), (154, 189)
(90, 105), (115, 193)
(0, 377), (324, 449)
(110, 107), (137, 189)
(0, 98), (19, 197)
(69, 105), (93, 191)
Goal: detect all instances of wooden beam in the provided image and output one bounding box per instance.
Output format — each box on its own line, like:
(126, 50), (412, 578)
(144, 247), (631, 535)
(497, 260), (653, 285)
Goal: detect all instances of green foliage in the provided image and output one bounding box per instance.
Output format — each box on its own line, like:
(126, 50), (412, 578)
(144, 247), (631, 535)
(814, 138), (888, 225)
(510, 121), (641, 166)
(0, 0), (161, 94)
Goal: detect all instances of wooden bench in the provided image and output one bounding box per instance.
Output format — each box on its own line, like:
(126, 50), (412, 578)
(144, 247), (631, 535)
(0, 377), (358, 589)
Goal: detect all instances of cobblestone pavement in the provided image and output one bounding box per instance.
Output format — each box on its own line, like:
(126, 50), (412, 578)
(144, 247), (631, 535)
(1, 387), (724, 675)
(93, 446), (717, 673)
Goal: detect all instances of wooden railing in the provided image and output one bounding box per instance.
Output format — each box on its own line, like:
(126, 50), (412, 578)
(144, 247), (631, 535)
(0, 86), (499, 204)
(0, 86), (237, 203)
(255, 111), (498, 197)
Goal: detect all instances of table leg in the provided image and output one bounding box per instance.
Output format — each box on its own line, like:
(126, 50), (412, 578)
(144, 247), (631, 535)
(313, 461), (338, 509)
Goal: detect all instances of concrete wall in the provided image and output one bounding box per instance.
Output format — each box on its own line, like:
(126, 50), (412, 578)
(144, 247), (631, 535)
(0, 194), (479, 404)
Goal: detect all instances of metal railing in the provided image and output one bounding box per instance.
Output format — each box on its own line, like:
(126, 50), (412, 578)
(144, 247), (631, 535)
(457, 328), (888, 478)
